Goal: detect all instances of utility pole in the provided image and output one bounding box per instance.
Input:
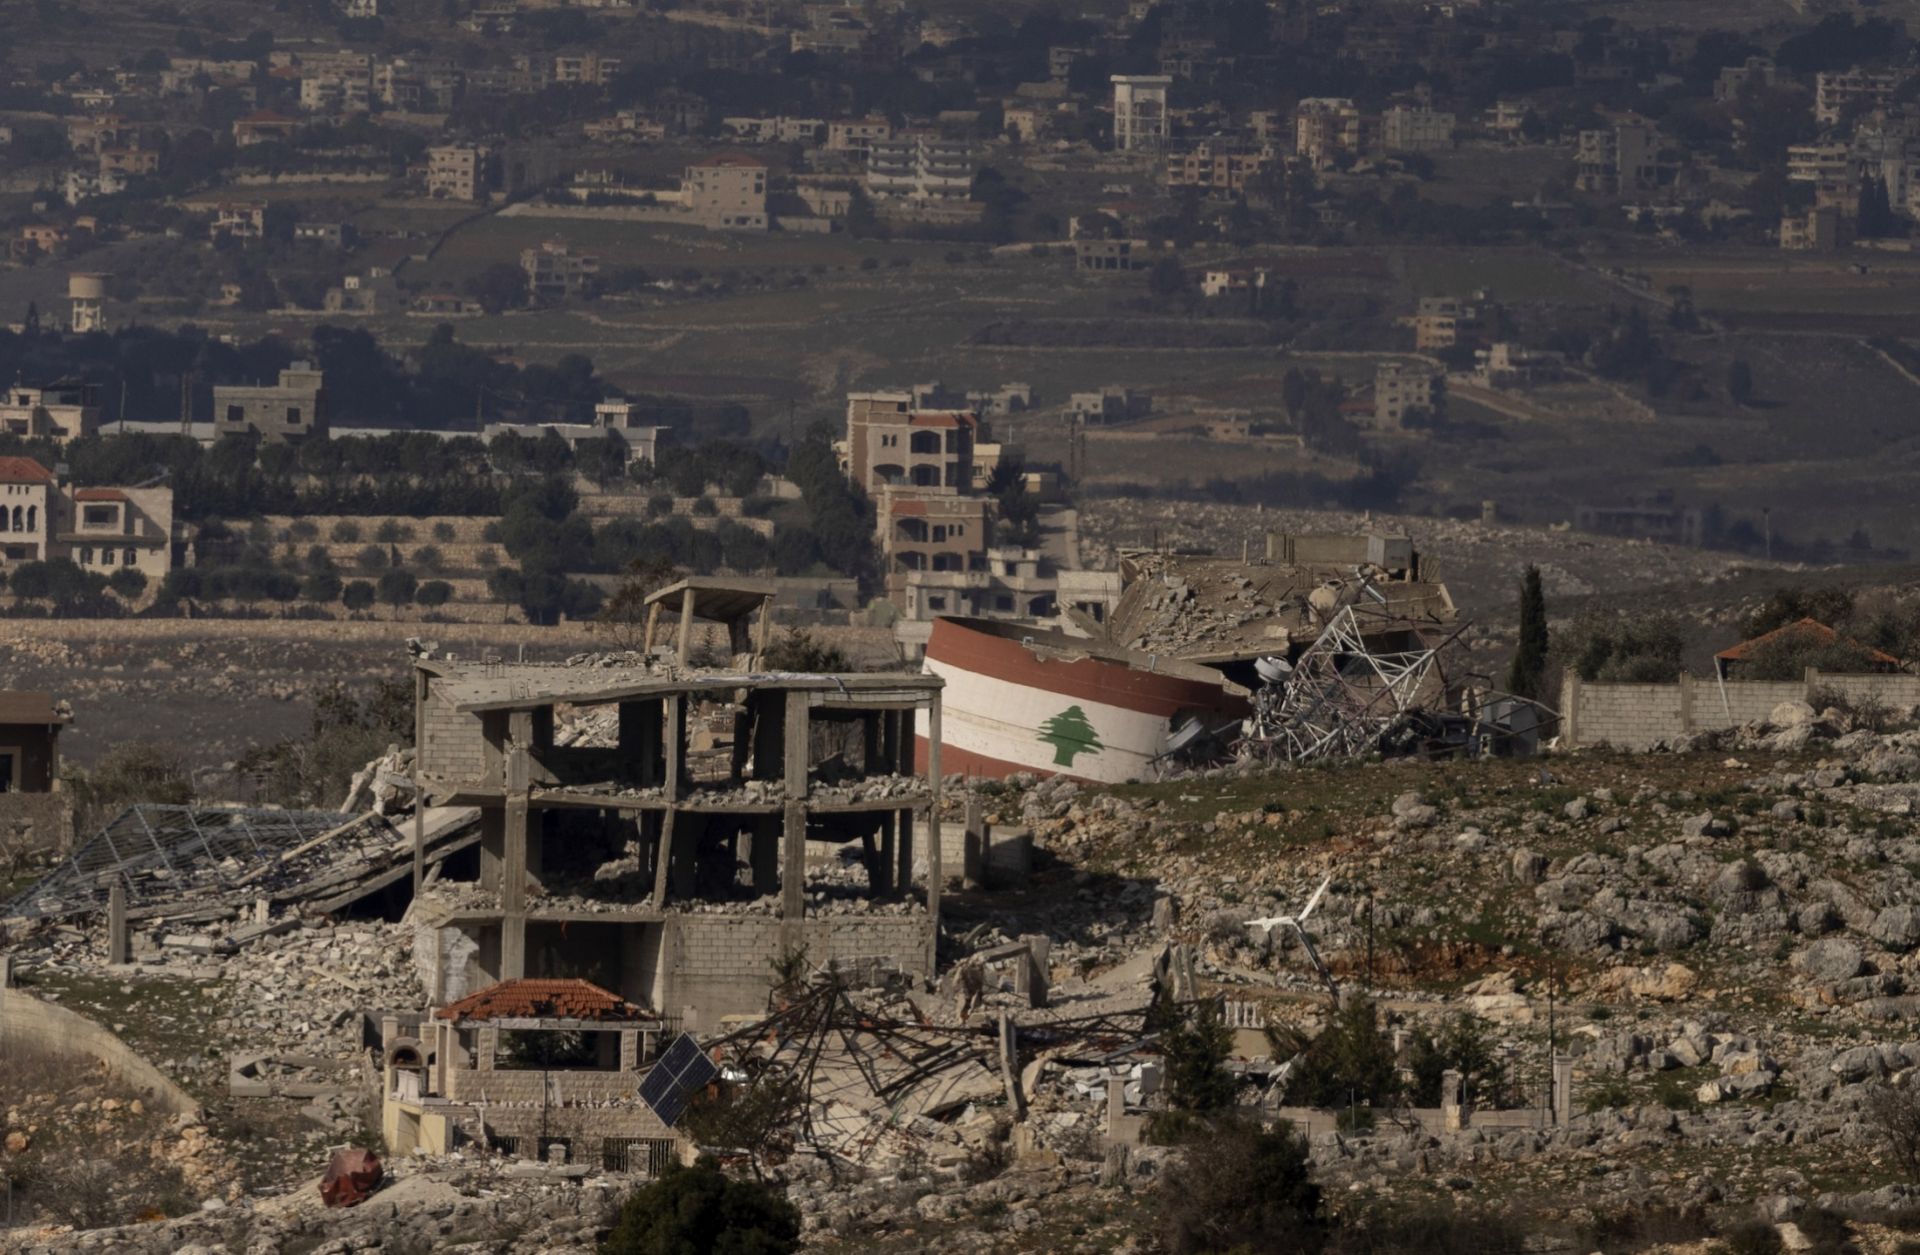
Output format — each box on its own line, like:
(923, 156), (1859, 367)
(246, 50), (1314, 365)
(1762, 507), (1772, 562)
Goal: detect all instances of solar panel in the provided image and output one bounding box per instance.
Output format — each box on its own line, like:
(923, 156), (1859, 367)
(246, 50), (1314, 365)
(639, 1033), (719, 1128)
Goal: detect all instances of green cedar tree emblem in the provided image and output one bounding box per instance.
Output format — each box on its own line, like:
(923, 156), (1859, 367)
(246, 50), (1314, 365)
(1037, 704), (1104, 767)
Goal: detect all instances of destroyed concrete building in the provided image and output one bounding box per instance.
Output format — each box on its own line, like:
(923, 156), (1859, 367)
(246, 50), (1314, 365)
(383, 976), (681, 1170)
(409, 656), (946, 1029)
(920, 532), (1465, 782)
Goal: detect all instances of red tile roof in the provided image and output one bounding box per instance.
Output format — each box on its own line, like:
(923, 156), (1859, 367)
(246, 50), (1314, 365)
(73, 487), (127, 502)
(0, 457), (52, 484)
(1716, 617), (1901, 667)
(435, 978), (649, 1023)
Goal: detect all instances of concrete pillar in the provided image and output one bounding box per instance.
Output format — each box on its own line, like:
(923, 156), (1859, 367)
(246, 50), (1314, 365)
(1023, 934), (1051, 1008)
(0, 952), (13, 988)
(107, 881), (129, 965)
(998, 1011), (1025, 1120)
(1106, 1065), (1127, 1131)
(963, 793), (986, 890)
(1553, 1054), (1574, 1127)
(620, 1030), (639, 1071)
(1560, 668), (1582, 747)
(676, 586), (696, 666)
(1441, 1068), (1466, 1131)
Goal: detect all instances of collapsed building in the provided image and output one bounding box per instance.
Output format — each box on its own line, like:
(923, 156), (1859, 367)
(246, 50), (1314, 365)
(919, 532), (1473, 783)
(409, 653), (948, 1029)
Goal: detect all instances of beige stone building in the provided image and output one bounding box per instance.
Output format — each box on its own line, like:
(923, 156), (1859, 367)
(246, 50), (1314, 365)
(427, 144), (489, 201)
(0, 381), (100, 443)
(683, 153), (768, 230)
(214, 362), (327, 442)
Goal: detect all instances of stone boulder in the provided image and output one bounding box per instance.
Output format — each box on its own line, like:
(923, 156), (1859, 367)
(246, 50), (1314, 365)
(1791, 938), (1865, 984)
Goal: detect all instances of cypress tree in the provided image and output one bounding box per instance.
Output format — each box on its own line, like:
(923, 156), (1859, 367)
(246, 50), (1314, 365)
(1506, 564), (1549, 701)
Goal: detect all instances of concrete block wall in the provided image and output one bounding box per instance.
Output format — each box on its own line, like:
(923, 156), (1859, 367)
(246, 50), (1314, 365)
(665, 915), (785, 1026)
(1566, 669), (1920, 749)
(665, 913), (931, 1027)
(420, 682), (487, 782)
(1561, 673), (1686, 749)
(1717, 680), (1806, 726)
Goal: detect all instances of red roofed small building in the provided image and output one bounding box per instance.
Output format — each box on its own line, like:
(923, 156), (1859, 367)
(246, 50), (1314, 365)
(683, 152), (768, 231)
(1714, 618), (1903, 680)
(384, 976), (683, 1168)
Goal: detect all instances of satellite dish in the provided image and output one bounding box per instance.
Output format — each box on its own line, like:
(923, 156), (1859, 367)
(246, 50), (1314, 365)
(1165, 717), (1206, 753)
(1255, 656), (1293, 684)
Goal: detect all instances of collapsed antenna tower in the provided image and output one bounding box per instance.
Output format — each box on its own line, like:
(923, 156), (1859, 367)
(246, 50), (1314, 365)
(1242, 605), (1462, 762)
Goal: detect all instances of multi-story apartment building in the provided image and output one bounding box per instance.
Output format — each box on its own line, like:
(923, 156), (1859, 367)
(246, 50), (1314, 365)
(0, 381), (100, 443)
(1816, 68), (1906, 126)
(377, 58), (462, 111)
(1412, 294), (1494, 350)
(213, 363), (327, 443)
(1111, 75), (1173, 151)
(864, 134), (973, 200)
(881, 491), (992, 601)
(1575, 120), (1658, 194)
(1787, 142), (1855, 185)
(1381, 106), (1455, 152)
(427, 145), (489, 201)
(841, 392), (982, 495)
(827, 117), (892, 157)
(1781, 205), (1847, 251)
(1372, 362), (1442, 427)
(1295, 98), (1368, 169)
(521, 241), (601, 303)
(684, 153), (768, 230)
(1165, 142), (1268, 194)
(551, 52), (622, 85)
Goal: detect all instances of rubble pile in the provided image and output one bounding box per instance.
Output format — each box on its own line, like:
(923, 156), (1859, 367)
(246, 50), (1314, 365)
(0, 1157), (628, 1255)
(219, 919), (425, 1058)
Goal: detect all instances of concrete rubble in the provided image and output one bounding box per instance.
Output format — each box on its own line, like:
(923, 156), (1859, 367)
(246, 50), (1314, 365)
(18, 644), (1920, 1250)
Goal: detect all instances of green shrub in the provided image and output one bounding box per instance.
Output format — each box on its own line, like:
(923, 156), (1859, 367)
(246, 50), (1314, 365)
(1159, 1117), (1324, 1255)
(601, 1158), (799, 1255)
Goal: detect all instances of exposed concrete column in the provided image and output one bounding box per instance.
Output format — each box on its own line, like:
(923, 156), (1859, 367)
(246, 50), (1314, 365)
(1552, 1054), (1574, 1127)
(894, 712), (914, 894)
(502, 709), (532, 980)
(780, 693), (809, 924)
(412, 666), (428, 893)
(107, 881), (129, 965)
(963, 792), (986, 891)
(925, 691), (942, 978)
(1560, 668), (1581, 747)
(676, 586), (696, 666)
(999, 1011), (1025, 1120)
(1441, 1069), (1466, 1131)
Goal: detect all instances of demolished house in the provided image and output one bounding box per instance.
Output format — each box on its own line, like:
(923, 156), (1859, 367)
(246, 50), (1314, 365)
(919, 532), (1468, 782)
(409, 654), (948, 1029)
(383, 976), (683, 1170)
